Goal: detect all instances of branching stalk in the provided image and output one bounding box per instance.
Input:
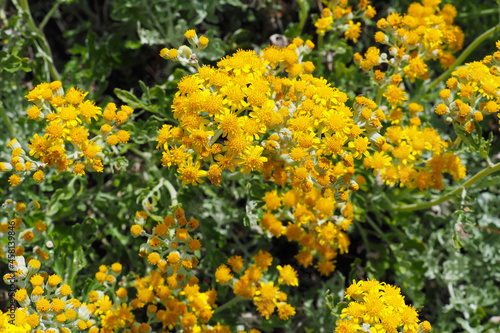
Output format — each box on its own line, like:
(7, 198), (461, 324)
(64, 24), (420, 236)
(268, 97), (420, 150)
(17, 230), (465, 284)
(393, 161), (500, 212)
(213, 296), (245, 316)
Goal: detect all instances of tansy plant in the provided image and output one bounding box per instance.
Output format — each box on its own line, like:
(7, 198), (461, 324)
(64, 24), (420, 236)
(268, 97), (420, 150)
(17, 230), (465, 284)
(2, 0), (500, 332)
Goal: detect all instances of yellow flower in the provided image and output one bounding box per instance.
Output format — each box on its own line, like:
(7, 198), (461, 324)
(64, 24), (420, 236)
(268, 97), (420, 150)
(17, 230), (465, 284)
(315, 16), (334, 35)
(184, 29), (196, 40)
(276, 265), (298, 286)
(68, 126), (89, 145)
(8, 174), (22, 187)
(78, 100), (102, 123)
(383, 85), (408, 107)
(215, 264), (233, 284)
(315, 260), (336, 276)
(227, 255), (244, 272)
(262, 46), (283, 68)
(277, 303), (296, 320)
(199, 35), (209, 49)
(36, 298), (51, 312)
(177, 158), (207, 186)
(252, 250), (273, 270)
(117, 130), (130, 143)
(215, 108), (241, 137)
(237, 146), (268, 174)
(345, 21), (362, 43)
(65, 87), (87, 105)
(28, 133), (50, 158)
(256, 281), (279, 301)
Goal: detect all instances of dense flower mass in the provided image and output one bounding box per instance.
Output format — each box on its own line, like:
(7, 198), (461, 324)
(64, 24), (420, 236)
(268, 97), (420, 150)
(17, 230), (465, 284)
(3, 255), (93, 333)
(336, 279), (432, 333)
(354, 0), (463, 80)
(10, 0), (500, 330)
(435, 45), (500, 133)
(314, 0), (377, 38)
(130, 207), (202, 288)
(214, 251), (298, 320)
(0, 83), (133, 186)
(157, 27), (467, 276)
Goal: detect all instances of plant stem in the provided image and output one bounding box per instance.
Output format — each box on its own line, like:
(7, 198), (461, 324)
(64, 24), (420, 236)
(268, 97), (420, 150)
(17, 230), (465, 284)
(457, 8), (500, 18)
(375, 83), (387, 106)
(427, 24), (500, 92)
(17, 0), (61, 81)
(209, 129), (223, 146)
(297, 0), (308, 37)
(213, 296), (245, 316)
(393, 161), (500, 212)
(318, 34), (324, 53)
(164, 179), (178, 207)
(39, 0), (63, 31)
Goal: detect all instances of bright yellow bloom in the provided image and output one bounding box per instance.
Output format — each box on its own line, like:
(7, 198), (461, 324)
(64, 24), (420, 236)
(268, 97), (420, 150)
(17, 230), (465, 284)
(177, 158), (207, 185)
(238, 146), (268, 174)
(276, 265), (298, 286)
(215, 264), (233, 284)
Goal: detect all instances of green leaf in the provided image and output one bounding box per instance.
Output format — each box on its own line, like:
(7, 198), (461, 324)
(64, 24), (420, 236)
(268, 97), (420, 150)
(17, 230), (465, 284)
(114, 88), (146, 109)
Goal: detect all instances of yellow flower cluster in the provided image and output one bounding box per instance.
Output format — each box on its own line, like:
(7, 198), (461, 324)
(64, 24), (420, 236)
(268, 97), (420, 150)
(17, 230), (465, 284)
(347, 0), (468, 190)
(215, 250), (297, 320)
(89, 269), (220, 332)
(87, 264), (136, 333)
(3, 256), (94, 333)
(0, 199), (49, 261)
(158, 31), (383, 210)
(314, 0), (377, 40)
(94, 263), (123, 286)
(435, 42), (500, 133)
(354, 0), (463, 81)
(156, 29), (468, 283)
(336, 279), (432, 333)
(261, 187), (352, 276)
(0, 82), (133, 186)
(364, 117), (466, 190)
(160, 29), (209, 67)
(130, 208), (202, 288)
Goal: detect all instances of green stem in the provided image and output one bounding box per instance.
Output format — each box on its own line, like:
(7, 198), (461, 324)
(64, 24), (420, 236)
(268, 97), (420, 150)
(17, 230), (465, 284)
(427, 24), (500, 92)
(164, 179), (178, 207)
(393, 161), (500, 212)
(142, 178), (165, 207)
(0, 101), (15, 137)
(458, 8), (500, 18)
(375, 83), (387, 106)
(17, 0), (61, 81)
(297, 0), (308, 37)
(39, 0), (63, 31)
(213, 296), (245, 316)
(318, 34), (324, 52)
